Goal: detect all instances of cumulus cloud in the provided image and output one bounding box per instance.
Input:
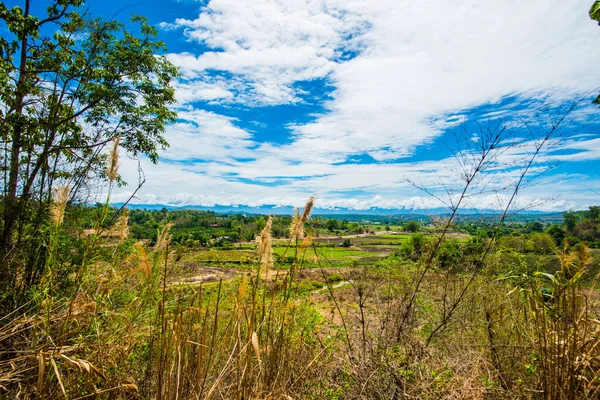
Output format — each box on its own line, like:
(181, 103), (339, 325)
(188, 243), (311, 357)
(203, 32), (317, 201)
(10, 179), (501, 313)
(158, 109), (256, 162)
(111, 0), (600, 211)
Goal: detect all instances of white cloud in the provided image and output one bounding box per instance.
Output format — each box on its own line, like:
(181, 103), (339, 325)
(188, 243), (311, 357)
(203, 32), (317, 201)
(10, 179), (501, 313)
(546, 137), (600, 162)
(158, 109), (256, 161)
(173, 80), (233, 104)
(165, 0), (368, 104)
(115, 0), (600, 211)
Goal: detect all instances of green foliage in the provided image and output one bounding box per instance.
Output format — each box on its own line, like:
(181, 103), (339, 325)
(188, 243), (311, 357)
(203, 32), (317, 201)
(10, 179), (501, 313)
(525, 221), (544, 233)
(0, 0), (179, 291)
(560, 207), (600, 247)
(398, 233), (427, 260)
(436, 239), (463, 270)
(592, 1), (600, 22)
(326, 273), (344, 283)
(545, 224), (566, 246)
(526, 233), (557, 255)
(592, 1), (600, 105)
(126, 209), (291, 246)
(563, 210), (579, 234)
(326, 218), (340, 232)
(403, 220), (420, 233)
(497, 234), (526, 252)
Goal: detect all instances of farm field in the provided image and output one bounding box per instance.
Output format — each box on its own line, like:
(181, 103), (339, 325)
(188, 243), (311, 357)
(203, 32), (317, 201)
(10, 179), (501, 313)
(2, 1), (600, 398)
(176, 231), (419, 271)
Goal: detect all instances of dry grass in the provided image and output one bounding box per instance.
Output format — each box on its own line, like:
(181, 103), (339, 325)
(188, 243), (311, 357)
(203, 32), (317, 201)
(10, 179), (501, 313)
(1, 191), (599, 399)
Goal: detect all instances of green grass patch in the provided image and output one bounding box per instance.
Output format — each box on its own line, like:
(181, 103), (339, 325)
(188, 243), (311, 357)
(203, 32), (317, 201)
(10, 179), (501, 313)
(183, 249), (257, 262)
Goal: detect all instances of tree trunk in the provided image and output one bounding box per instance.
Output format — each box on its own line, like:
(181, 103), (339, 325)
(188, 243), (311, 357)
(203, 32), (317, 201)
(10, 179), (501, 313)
(1, 0), (31, 281)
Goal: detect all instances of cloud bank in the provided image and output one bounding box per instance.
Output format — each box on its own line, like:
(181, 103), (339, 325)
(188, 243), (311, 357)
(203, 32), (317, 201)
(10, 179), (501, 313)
(114, 0), (600, 212)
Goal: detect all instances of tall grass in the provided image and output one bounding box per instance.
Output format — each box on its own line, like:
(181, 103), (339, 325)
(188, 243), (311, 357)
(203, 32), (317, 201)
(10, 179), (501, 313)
(0, 188), (325, 398)
(1, 131), (599, 398)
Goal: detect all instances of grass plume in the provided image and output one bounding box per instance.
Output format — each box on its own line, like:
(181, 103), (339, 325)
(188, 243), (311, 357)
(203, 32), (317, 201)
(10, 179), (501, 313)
(106, 135), (121, 185)
(50, 185), (70, 228)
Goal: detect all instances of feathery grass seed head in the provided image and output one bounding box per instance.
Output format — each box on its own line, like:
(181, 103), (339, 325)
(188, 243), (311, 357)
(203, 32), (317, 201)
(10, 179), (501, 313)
(106, 135), (121, 184)
(300, 235), (314, 250)
(115, 209), (129, 242)
(289, 196), (316, 239)
(257, 216), (273, 269)
(289, 208), (304, 240)
(300, 195), (315, 223)
(50, 185), (71, 227)
(154, 223), (173, 251)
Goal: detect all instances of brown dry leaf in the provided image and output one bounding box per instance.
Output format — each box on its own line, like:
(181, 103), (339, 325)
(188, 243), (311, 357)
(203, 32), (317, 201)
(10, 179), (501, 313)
(121, 376), (139, 393)
(60, 354), (105, 379)
(37, 352), (45, 394)
(50, 356), (66, 396)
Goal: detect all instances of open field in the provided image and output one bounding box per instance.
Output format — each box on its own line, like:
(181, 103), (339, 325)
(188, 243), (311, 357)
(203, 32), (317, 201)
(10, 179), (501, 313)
(2, 1), (600, 398)
(176, 231), (421, 272)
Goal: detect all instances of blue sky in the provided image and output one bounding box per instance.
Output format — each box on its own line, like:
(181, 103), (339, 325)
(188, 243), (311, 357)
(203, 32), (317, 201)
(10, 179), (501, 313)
(17, 0), (600, 211)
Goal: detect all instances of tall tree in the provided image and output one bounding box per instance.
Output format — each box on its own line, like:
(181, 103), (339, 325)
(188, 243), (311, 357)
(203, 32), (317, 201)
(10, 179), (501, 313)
(0, 0), (178, 286)
(591, 1), (600, 105)
(563, 210), (579, 235)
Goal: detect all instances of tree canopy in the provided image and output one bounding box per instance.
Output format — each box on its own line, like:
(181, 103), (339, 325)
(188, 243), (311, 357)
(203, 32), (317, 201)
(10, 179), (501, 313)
(0, 0), (178, 286)
(591, 1), (600, 104)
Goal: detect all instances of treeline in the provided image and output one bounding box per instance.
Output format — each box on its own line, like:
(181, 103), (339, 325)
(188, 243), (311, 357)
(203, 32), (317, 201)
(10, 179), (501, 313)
(76, 205), (600, 250)
(123, 210), (426, 245)
(457, 206), (600, 249)
(132, 209), (291, 245)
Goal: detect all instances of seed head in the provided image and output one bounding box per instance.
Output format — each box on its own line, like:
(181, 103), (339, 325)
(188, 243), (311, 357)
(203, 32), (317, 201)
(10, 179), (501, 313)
(106, 135), (121, 184)
(116, 209), (129, 242)
(256, 216), (273, 269)
(289, 208), (304, 240)
(50, 185), (71, 227)
(289, 196), (316, 240)
(300, 195), (315, 223)
(154, 223), (173, 251)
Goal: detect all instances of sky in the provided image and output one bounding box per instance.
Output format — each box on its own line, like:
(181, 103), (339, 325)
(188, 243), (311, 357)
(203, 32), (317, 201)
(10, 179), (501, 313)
(22, 0), (600, 212)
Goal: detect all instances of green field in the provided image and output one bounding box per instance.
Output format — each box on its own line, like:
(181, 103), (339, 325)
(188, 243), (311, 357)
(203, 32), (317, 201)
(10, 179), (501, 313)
(178, 231), (473, 268)
(182, 249), (257, 263)
(273, 245), (378, 260)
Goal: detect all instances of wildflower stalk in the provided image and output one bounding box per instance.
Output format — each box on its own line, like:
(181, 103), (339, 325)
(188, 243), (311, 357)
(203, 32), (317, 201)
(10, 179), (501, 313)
(41, 185), (70, 331)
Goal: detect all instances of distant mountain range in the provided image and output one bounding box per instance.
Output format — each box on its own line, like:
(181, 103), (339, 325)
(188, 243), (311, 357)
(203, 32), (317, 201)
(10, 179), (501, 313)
(114, 203), (563, 219)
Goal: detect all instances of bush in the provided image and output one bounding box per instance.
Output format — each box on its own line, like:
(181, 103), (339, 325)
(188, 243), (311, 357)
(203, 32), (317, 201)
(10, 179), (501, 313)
(437, 239), (464, 270)
(403, 220), (420, 233)
(526, 233), (557, 255)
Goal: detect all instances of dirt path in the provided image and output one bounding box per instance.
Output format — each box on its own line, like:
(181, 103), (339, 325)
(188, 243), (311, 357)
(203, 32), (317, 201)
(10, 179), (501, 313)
(170, 266), (353, 287)
(316, 230), (404, 240)
(169, 266), (238, 286)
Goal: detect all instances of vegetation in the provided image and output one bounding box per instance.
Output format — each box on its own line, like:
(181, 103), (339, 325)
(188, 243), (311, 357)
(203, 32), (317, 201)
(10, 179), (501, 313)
(592, 1), (600, 104)
(0, 0), (178, 296)
(0, 1), (599, 399)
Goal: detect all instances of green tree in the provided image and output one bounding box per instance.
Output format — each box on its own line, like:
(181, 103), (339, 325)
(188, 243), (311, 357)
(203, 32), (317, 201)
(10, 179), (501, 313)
(588, 205), (600, 225)
(437, 239), (463, 270)
(0, 0), (178, 286)
(409, 233), (425, 258)
(591, 1), (600, 104)
(526, 221), (544, 233)
(563, 211), (579, 234)
(403, 220), (419, 233)
(326, 219), (339, 232)
(527, 233), (557, 255)
(545, 224), (567, 246)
